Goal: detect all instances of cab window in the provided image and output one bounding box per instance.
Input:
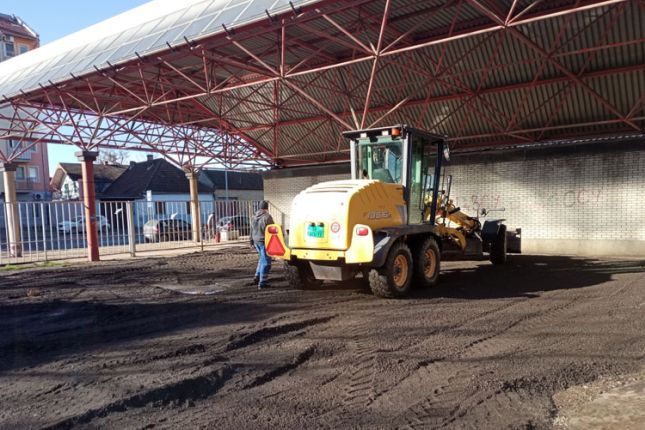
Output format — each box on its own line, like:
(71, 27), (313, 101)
(355, 139), (403, 184)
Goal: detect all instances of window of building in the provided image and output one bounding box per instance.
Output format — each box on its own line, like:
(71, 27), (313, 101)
(4, 42), (15, 57)
(16, 166), (25, 180)
(8, 139), (18, 149)
(28, 167), (38, 180)
(19, 44), (29, 54)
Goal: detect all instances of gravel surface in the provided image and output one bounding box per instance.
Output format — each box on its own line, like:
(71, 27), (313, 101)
(1, 248), (644, 429)
(553, 366), (645, 430)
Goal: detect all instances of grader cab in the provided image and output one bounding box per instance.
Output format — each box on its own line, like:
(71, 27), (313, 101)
(265, 125), (520, 298)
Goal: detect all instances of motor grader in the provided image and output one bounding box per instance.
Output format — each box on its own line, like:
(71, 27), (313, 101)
(265, 125), (520, 298)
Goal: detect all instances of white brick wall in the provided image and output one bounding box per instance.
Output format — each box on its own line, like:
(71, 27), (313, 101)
(214, 189), (263, 201)
(264, 142), (645, 257)
(444, 145), (645, 255)
(264, 172), (349, 227)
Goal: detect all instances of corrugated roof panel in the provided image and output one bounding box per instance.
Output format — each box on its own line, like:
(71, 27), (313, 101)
(0, 0), (642, 165)
(0, 0), (321, 98)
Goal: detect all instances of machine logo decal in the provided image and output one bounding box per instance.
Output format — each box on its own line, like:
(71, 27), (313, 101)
(367, 211), (392, 220)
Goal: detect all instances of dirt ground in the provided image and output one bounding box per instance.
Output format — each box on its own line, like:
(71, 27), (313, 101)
(1, 248), (644, 430)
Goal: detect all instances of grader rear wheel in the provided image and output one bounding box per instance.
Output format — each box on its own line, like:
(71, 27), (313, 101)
(368, 242), (413, 298)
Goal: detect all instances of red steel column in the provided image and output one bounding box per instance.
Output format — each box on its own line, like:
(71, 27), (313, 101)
(76, 151), (100, 262)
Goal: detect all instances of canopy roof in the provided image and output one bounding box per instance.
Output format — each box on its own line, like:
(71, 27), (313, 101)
(0, 0), (642, 168)
(0, 0), (317, 99)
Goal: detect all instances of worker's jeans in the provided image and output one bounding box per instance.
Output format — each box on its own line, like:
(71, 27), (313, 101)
(254, 242), (271, 286)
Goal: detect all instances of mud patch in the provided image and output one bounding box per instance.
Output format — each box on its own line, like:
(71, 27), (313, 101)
(154, 283), (229, 295)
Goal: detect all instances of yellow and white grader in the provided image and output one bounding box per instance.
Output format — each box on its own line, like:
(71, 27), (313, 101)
(265, 125), (520, 298)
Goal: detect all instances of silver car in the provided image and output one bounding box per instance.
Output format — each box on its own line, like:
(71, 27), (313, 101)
(57, 215), (111, 233)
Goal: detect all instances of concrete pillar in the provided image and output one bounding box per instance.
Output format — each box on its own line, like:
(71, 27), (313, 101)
(126, 200), (136, 257)
(185, 170), (202, 243)
(76, 151), (100, 262)
(1, 163), (21, 257)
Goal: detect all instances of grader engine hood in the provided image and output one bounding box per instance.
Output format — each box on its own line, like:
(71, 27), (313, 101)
(288, 179), (406, 251)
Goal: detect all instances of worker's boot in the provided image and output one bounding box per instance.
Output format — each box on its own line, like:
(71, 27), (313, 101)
(248, 276), (259, 286)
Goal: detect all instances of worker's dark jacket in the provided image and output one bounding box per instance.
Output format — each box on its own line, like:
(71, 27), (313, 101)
(251, 210), (274, 245)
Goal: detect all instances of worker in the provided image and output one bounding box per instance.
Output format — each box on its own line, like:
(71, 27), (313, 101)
(250, 200), (274, 289)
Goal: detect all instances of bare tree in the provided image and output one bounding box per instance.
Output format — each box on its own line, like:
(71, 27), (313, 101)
(97, 149), (129, 165)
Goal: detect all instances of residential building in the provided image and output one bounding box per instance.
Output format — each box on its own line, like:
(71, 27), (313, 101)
(100, 156), (213, 227)
(100, 156), (212, 201)
(201, 169), (264, 201)
(50, 162), (128, 200)
(0, 13), (37, 61)
(0, 13), (47, 201)
(50, 155), (216, 226)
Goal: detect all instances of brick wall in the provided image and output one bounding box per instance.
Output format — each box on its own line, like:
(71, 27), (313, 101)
(263, 139), (645, 257)
(445, 140), (645, 256)
(214, 189), (263, 201)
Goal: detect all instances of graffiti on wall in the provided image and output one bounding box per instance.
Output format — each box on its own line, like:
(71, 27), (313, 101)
(452, 187), (604, 214)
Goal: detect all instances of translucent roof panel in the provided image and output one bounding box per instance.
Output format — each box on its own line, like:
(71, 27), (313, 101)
(0, 0), (320, 99)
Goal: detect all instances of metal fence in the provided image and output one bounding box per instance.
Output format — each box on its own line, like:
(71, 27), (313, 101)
(0, 199), (280, 264)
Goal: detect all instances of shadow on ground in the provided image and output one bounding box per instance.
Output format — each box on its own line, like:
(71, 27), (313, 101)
(0, 300), (271, 374)
(320, 255), (645, 300)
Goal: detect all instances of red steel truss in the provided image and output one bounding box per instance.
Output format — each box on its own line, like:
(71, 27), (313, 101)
(0, 0), (642, 167)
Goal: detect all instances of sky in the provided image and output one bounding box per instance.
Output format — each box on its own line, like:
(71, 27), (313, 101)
(2, 0), (152, 172)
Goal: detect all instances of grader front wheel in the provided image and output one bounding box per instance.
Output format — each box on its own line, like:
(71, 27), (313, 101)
(414, 237), (440, 288)
(490, 224), (507, 265)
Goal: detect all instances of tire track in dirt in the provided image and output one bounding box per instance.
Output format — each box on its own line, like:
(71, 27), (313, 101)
(389, 291), (585, 429)
(244, 345), (317, 389)
(398, 364), (488, 430)
(65, 318), (327, 426)
(365, 295), (538, 411)
(224, 316), (335, 352)
(314, 320), (379, 429)
(341, 340), (378, 408)
(131, 343), (208, 365)
(315, 296), (541, 428)
(460, 294), (580, 361)
(43, 366), (235, 430)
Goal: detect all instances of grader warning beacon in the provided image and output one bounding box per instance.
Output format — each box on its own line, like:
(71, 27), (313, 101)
(265, 125), (520, 298)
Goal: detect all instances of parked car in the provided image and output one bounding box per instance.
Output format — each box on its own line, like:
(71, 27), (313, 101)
(143, 218), (193, 242)
(58, 215), (110, 233)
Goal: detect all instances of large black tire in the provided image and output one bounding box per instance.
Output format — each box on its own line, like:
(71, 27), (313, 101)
(413, 236), (441, 288)
(284, 261), (323, 289)
(490, 224), (507, 265)
(368, 242), (413, 298)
